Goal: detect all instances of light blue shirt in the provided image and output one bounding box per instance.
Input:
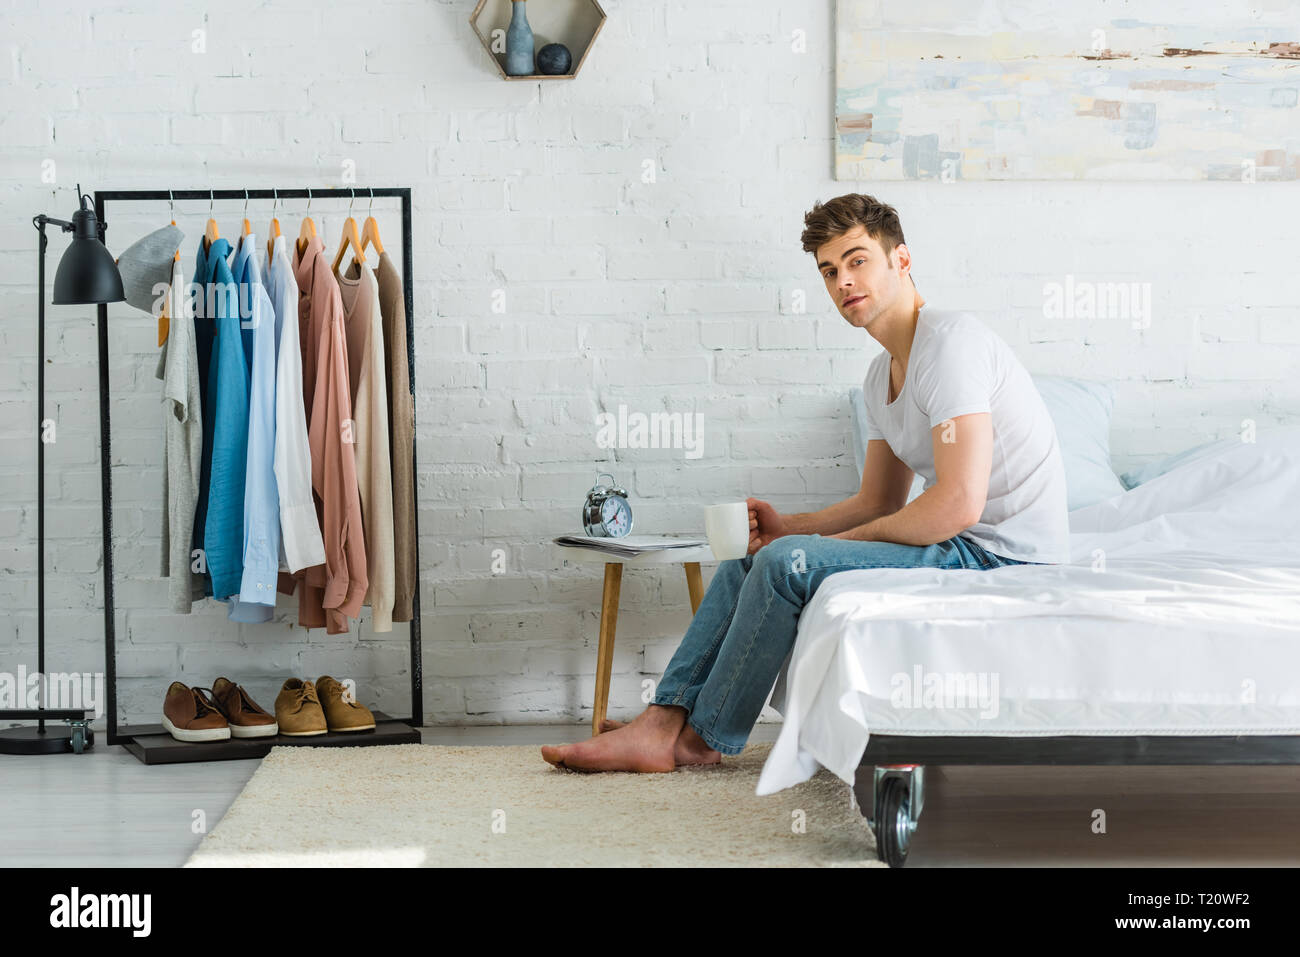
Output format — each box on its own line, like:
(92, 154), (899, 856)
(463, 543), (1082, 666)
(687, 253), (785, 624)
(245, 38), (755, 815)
(227, 234), (281, 622)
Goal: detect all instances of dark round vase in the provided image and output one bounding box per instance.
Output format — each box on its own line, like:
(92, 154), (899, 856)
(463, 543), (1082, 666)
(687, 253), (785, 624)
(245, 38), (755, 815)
(536, 42), (573, 76)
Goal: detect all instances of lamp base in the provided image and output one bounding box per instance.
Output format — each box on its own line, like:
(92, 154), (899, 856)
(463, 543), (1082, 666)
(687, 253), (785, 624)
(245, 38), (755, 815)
(0, 722), (94, 755)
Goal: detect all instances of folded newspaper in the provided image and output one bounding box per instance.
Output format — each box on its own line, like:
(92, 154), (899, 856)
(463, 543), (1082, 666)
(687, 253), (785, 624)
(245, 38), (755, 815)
(553, 534), (708, 559)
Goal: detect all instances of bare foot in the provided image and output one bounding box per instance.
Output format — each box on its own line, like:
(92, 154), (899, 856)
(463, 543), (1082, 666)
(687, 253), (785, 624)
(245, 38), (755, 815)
(599, 718), (720, 766)
(542, 709), (679, 773)
(674, 723), (722, 767)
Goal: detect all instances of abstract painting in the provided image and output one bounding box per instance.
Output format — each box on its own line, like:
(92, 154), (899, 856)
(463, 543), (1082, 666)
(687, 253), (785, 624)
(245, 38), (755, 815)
(835, 1), (1300, 180)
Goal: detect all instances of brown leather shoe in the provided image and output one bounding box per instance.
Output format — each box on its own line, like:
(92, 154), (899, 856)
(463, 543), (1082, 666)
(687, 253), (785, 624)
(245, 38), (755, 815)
(315, 676), (376, 732)
(274, 678), (328, 736)
(211, 677), (278, 738)
(162, 681), (230, 743)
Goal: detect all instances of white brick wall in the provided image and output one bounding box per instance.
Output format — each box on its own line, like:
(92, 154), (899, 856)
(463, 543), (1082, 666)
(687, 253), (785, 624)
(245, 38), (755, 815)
(1, 0), (1297, 730)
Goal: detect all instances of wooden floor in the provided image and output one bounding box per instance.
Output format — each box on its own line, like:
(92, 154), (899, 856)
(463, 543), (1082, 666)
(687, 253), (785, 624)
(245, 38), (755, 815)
(7, 724), (1299, 866)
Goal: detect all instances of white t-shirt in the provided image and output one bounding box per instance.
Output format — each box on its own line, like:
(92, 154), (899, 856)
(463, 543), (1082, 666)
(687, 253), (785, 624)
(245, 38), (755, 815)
(861, 305), (1071, 564)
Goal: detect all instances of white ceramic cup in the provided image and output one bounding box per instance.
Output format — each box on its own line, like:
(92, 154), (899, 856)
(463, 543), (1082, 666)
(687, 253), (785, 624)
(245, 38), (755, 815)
(705, 501), (751, 561)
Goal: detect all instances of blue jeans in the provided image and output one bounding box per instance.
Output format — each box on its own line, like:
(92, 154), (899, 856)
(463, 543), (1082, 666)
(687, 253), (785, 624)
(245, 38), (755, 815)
(652, 533), (1033, 755)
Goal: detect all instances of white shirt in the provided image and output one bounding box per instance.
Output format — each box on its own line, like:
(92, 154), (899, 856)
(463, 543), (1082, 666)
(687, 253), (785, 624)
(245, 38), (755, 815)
(266, 234), (327, 573)
(861, 305), (1071, 564)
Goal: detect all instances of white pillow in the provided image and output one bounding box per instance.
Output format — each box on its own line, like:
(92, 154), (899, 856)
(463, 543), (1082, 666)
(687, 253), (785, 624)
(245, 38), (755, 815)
(1120, 437), (1241, 489)
(1030, 375), (1127, 511)
(1119, 429), (1298, 489)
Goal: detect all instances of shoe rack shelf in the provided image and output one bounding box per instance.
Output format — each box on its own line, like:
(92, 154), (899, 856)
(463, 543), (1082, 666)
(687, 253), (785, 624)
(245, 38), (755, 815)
(123, 712), (420, 765)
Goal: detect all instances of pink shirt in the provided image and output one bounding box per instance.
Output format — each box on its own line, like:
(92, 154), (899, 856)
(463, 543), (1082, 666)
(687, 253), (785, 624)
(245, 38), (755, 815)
(279, 235), (368, 633)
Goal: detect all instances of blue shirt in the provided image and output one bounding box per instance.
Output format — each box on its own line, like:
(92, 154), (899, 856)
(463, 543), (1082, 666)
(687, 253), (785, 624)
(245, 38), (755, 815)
(190, 248), (215, 594)
(227, 234), (281, 622)
(198, 237), (249, 600)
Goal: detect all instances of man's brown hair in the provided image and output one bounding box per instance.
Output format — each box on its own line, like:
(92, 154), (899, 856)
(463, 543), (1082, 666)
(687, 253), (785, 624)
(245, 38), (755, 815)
(801, 193), (906, 262)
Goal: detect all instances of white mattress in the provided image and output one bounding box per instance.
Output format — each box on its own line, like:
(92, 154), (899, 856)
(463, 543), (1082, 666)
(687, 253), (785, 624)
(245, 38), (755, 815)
(756, 428), (1300, 796)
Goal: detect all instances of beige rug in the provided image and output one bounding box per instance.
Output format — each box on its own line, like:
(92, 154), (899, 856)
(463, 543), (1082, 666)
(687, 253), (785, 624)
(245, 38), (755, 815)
(186, 741), (884, 867)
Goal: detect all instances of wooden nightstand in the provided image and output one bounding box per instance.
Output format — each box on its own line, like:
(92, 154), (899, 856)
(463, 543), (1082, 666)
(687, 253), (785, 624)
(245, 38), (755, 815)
(556, 542), (715, 736)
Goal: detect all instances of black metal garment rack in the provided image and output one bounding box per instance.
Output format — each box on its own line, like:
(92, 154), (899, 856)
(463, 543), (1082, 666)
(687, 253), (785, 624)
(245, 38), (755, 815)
(93, 188), (423, 763)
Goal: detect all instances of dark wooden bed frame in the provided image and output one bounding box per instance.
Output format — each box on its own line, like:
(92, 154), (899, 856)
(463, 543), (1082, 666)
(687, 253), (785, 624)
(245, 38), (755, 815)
(859, 733), (1300, 866)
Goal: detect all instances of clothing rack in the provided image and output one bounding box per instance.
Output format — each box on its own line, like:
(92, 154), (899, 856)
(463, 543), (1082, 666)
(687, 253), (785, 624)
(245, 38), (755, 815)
(93, 187), (423, 760)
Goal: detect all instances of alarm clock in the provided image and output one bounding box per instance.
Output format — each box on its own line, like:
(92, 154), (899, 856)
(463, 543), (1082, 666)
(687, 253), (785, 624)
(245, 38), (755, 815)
(582, 472), (633, 537)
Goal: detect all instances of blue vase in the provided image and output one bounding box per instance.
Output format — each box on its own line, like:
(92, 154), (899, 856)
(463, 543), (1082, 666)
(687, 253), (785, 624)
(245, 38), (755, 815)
(505, 1), (534, 76)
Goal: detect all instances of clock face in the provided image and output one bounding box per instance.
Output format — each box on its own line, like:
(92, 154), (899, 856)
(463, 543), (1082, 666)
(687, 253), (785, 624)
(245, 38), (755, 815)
(601, 495), (632, 537)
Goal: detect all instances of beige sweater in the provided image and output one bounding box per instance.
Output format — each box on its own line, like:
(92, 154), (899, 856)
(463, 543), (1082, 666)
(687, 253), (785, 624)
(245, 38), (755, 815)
(376, 251), (416, 621)
(338, 259), (396, 632)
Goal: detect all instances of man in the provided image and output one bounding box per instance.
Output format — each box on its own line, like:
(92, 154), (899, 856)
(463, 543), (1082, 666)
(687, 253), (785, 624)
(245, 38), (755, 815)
(541, 193), (1070, 773)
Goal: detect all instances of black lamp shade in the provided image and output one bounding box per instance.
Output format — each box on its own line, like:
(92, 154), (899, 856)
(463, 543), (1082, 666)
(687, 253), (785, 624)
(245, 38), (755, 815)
(52, 206), (125, 305)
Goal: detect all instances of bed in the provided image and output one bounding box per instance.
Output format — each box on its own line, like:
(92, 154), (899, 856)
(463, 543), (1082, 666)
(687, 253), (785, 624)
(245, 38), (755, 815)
(757, 410), (1300, 866)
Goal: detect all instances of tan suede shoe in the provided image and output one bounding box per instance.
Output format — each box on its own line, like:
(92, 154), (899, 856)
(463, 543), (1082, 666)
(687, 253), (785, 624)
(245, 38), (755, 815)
(274, 678), (328, 736)
(162, 681), (230, 743)
(315, 676), (376, 732)
(212, 677), (278, 738)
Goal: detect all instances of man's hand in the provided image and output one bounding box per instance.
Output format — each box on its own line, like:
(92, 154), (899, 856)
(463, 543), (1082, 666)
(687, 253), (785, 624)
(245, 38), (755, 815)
(747, 497), (787, 555)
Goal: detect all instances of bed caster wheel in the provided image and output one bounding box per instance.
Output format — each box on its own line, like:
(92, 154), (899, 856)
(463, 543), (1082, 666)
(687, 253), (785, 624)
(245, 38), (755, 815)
(868, 765), (924, 868)
(65, 720), (92, 755)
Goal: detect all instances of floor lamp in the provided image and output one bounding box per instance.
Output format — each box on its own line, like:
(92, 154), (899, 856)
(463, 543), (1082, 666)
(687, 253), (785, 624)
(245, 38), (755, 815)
(0, 187), (124, 755)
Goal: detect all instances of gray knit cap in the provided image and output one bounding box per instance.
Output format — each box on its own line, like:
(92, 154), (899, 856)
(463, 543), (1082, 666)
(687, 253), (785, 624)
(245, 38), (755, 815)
(115, 224), (184, 315)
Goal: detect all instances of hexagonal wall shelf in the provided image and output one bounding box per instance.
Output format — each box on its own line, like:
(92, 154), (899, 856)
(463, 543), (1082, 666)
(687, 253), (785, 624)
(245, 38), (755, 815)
(470, 0), (607, 80)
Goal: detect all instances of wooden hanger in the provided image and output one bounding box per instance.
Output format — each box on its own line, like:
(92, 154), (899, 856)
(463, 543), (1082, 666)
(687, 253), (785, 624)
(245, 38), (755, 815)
(159, 191), (180, 347)
(267, 189), (282, 262)
(331, 189), (366, 275)
(297, 187), (317, 259)
(240, 189), (252, 239)
(203, 189), (220, 252)
(359, 187), (385, 256)
(169, 189), (180, 264)
(158, 280), (172, 348)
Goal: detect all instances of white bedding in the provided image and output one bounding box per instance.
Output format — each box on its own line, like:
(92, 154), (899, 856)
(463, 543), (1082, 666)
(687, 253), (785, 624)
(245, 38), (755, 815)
(756, 428), (1300, 796)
